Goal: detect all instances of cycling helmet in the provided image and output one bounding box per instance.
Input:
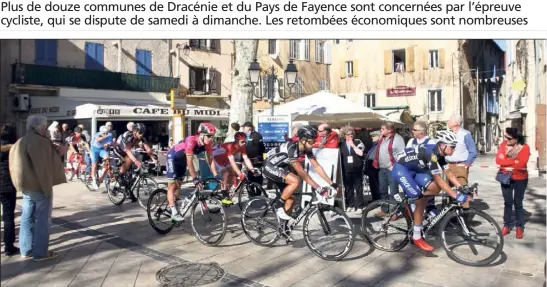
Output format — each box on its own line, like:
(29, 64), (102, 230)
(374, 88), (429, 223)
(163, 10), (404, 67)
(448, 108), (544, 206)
(297, 125), (318, 140)
(436, 130), (457, 146)
(133, 123), (146, 134)
(234, 132), (247, 141)
(99, 125), (108, 134)
(197, 122), (217, 135)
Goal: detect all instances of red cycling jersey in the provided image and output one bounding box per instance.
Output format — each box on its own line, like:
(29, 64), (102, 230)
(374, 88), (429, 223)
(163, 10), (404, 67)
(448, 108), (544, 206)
(212, 143), (247, 167)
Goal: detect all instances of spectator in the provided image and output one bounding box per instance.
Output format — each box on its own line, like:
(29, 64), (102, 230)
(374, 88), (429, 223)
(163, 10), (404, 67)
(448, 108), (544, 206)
(364, 130), (381, 202)
(407, 121), (437, 214)
(314, 123), (339, 149)
(1, 123), (19, 256)
(224, 122), (240, 143)
(105, 121), (116, 139)
(242, 122), (266, 190)
(340, 126), (366, 211)
(48, 121), (62, 145)
(61, 123), (72, 143)
(445, 115), (478, 213)
(285, 122), (304, 142)
(496, 127), (530, 239)
(373, 121), (405, 216)
(9, 115), (66, 261)
(127, 122), (134, 132)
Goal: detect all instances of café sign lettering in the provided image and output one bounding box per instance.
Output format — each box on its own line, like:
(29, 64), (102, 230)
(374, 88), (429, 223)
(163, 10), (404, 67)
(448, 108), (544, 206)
(387, 86), (416, 97)
(96, 109), (121, 115)
(133, 108), (221, 116)
(30, 106), (59, 114)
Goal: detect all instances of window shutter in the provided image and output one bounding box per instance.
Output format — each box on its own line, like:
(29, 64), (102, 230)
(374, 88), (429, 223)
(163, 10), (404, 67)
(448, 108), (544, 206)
(423, 51), (429, 70)
(289, 40), (295, 59)
(372, 95), (376, 107)
(136, 49), (143, 74)
(47, 40), (57, 65)
(35, 40), (46, 64)
(189, 69), (196, 92)
(439, 48), (446, 69)
(406, 47), (415, 72)
(437, 90), (443, 111)
(96, 44), (104, 70)
(85, 42), (94, 69)
(315, 40), (320, 63)
(304, 40), (309, 61)
(324, 41), (332, 64)
(209, 68), (217, 93)
(353, 60), (359, 77)
(384, 50), (392, 74)
(340, 61), (346, 79)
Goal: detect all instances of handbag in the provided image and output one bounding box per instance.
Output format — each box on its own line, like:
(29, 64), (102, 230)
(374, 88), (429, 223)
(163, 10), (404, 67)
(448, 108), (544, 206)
(495, 170), (512, 185)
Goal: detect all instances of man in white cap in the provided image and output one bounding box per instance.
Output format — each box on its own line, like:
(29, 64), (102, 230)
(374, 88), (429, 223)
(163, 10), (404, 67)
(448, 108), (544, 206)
(105, 121), (116, 139)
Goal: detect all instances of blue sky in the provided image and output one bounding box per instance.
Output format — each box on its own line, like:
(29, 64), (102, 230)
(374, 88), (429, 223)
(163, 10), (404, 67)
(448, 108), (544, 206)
(494, 40), (506, 51)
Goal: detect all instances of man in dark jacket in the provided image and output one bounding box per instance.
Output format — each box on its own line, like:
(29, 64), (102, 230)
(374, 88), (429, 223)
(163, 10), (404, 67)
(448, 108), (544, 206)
(364, 130), (381, 202)
(0, 123), (19, 256)
(242, 122), (266, 190)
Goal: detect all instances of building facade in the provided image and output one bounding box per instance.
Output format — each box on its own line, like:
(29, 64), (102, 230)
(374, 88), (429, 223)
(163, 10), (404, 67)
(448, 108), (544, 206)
(503, 40), (546, 173)
(252, 39), (331, 113)
(329, 40), (504, 150)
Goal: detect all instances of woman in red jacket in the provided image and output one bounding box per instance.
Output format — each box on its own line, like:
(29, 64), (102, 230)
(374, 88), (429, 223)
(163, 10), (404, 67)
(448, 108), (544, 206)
(495, 127), (530, 239)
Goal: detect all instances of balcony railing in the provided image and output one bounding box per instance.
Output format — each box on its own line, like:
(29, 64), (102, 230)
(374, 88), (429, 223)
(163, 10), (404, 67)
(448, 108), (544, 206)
(11, 63), (179, 93)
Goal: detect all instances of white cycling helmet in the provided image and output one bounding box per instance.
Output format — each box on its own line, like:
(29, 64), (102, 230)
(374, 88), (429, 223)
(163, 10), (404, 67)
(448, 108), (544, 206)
(99, 125), (108, 133)
(436, 130), (457, 147)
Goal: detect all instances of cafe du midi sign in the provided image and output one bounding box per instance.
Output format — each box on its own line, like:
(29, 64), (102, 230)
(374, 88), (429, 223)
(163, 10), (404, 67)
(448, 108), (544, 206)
(132, 107), (221, 116)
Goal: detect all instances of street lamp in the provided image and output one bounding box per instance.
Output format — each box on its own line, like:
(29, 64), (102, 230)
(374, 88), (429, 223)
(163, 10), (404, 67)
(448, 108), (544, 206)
(248, 59), (298, 115)
(182, 43), (191, 56)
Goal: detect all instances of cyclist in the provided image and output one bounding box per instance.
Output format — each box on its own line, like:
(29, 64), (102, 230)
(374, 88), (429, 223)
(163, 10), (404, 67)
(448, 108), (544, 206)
(66, 127), (91, 169)
(391, 130), (473, 252)
(211, 131), (261, 205)
(89, 125), (114, 190)
(114, 123), (155, 193)
(166, 122), (216, 221)
(263, 125), (338, 223)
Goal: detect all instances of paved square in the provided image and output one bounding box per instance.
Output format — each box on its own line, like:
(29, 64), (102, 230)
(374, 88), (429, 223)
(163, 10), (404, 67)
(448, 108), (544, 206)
(1, 158), (546, 287)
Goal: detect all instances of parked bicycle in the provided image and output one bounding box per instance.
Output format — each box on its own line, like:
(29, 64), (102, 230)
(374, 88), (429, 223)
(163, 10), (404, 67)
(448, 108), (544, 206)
(361, 182), (504, 266)
(107, 161), (159, 209)
(240, 187), (355, 261)
(146, 178), (227, 246)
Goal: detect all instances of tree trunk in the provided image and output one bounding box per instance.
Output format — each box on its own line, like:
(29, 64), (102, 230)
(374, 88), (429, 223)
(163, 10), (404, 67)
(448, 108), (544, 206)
(229, 40), (258, 126)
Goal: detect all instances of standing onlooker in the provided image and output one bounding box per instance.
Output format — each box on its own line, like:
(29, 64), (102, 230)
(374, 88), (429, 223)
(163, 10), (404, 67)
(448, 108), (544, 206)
(340, 126), (366, 211)
(364, 130), (381, 202)
(496, 127), (530, 239)
(61, 123), (72, 143)
(445, 115), (478, 212)
(314, 123), (340, 149)
(1, 123), (19, 256)
(106, 122), (116, 139)
(242, 122), (266, 189)
(9, 115), (67, 261)
(224, 122), (240, 143)
(285, 122), (304, 142)
(48, 121), (62, 145)
(406, 121), (437, 214)
(373, 121), (405, 216)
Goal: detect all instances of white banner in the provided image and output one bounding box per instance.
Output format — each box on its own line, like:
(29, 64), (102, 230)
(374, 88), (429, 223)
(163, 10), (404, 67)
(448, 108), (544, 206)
(302, 148), (342, 208)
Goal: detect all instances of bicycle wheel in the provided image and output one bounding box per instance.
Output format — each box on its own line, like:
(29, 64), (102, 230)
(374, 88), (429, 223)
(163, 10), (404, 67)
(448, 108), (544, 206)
(361, 200), (411, 252)
(237, 182), (268, 210)
(136, 175), (159, 210)
(191, 196), (227, 246)
(147, 188), (176, 235)
(107, 180), (126, 206)
(65, 162), (76, 181)
(303, 205), (355, 261)
(240, 197), (280, 247)
(439, 208), (504, 266)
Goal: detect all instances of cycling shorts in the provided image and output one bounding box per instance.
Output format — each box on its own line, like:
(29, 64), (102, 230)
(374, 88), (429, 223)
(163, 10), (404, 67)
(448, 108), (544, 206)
(90, 146), (109, 164)
(166, 148), (187, 182)
(262, 162), (290, 184)
(391, 163), (433, 198)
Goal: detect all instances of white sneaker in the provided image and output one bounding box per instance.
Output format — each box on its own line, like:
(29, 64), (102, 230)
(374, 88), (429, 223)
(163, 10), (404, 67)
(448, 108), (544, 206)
(276, 208), (295, 224)
(90, 181), (99, 190)
(171, 212), (185, 222)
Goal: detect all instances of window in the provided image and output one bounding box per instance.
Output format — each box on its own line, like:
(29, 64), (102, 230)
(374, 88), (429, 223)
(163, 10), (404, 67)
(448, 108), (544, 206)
(85, 42), (104, 70)
(315, 40), (324, 63)
(189, 40), (217, 52)
(189, 67), (217, 94)
(318, 79), (328, 90)
(429, 50), (439, 68)
(136, 49), (152, 76)
(294, 76), (304, 97)
(335, 40), (340, 44)
(268, 40), (277, 55)
(364, 93), (376, 107)
(289, 40), (309, 61)
(345, 61), (354, 77)
(392, 49), (406, 72)
(428, 89), (443, 112)
(35, 40), (57, 65)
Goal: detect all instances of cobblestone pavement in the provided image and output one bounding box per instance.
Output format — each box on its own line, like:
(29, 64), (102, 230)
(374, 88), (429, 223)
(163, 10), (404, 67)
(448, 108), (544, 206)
(1, 158), (545, 287)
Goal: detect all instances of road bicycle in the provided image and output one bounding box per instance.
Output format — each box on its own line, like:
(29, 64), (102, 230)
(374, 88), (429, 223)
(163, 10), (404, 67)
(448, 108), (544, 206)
(146, 178), (227, 246)
(240, 187), (355, 261)
(222, 169), (269, 210)
(65, 153), (89, 182)
(361, 182), (504, 266)
(107, 161), (159, 209)
(82, 151), (122, 193)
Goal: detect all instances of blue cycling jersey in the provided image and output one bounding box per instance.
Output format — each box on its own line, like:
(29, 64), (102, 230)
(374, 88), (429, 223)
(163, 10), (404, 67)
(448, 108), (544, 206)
(92, 132), (113, 149)
(393, 144), (448, 176)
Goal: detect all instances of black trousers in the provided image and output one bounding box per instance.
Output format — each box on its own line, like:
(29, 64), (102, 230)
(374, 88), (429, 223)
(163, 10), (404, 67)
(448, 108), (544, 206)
(0, 191), (17, 249)
(364, 163), (381, 202)
(247, 162), (264, 196)
(344, 170), (365, 209)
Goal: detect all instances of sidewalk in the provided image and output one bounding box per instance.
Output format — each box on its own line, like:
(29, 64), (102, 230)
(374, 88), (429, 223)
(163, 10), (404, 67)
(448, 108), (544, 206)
(1, 167), (546, 287)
